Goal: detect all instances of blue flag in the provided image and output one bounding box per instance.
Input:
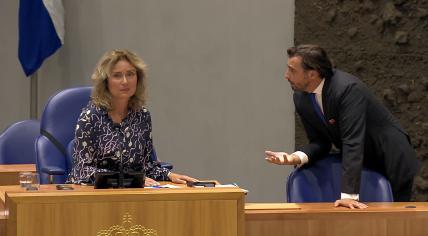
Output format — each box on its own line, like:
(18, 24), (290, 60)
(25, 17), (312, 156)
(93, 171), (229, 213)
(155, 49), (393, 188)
(18, 0), (64, 77)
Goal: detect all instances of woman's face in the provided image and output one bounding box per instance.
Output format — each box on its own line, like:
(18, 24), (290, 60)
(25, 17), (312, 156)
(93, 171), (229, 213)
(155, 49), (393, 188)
(107, 59), (138, 102)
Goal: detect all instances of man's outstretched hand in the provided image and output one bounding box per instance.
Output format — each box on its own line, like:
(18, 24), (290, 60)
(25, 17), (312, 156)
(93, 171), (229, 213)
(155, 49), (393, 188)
(264, 150), (301, 165)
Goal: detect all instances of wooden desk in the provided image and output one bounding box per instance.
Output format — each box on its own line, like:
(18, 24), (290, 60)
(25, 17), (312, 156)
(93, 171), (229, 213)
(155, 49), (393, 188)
(0, 184), (245, 236)
(245, 202), (428, 236)
(3, 183), (427, 236)
(0, 165), (36, 186)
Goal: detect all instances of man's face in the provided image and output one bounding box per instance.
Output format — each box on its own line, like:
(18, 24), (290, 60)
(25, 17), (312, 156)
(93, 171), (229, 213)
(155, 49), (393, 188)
(284, 56), (311, 92)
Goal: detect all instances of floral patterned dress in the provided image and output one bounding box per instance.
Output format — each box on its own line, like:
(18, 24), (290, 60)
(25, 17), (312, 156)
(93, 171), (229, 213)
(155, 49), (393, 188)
(67, 101), (169, 184)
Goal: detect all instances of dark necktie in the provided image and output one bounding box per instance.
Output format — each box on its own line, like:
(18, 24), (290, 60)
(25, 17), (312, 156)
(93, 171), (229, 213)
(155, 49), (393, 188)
(309, 93), (326, 124)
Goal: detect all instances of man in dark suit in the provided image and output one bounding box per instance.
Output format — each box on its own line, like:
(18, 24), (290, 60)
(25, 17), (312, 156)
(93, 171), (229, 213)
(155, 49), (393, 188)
(265, 44), (420, 208)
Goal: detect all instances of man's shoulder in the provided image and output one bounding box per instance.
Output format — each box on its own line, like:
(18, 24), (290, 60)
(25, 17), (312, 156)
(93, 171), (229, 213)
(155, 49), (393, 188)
(331, 69), (358, 82)
(328, 69), (365, 91)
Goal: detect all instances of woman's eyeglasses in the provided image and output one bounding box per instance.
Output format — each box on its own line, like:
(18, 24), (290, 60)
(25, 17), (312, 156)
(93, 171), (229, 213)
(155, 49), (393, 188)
(110, 70), (137, 81)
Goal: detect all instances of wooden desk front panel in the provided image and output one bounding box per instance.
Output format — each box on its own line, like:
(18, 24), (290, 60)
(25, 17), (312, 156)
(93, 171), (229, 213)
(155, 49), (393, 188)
(4, 186), (245, 236)
(245, 203), (428, 236)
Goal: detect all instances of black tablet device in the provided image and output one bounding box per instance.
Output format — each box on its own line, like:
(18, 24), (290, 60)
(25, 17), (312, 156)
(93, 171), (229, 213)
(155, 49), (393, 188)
(56, 184), (74, 190)
(186, 181), (216, 187)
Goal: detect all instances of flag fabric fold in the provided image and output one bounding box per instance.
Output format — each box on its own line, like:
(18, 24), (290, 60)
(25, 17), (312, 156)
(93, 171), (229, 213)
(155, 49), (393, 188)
(18, 0), (64, 77)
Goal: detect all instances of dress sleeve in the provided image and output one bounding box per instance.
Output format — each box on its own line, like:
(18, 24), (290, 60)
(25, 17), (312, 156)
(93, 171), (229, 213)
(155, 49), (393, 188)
(143, 110), (170, 181)
(69, 108), (98, 184)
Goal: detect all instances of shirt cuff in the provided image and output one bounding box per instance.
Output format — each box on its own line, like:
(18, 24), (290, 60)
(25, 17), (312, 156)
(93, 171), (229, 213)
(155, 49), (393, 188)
(292, 151), (308, 167)
(341, 192), (359, 201)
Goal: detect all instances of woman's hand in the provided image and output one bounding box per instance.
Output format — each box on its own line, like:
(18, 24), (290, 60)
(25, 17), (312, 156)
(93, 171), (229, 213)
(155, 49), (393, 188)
(168, 172), (198, 184)
(144, 177), (160, 187)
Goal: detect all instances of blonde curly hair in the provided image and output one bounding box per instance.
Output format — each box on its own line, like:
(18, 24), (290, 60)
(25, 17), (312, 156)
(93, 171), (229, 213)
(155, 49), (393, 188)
(91, 49), (147, 110)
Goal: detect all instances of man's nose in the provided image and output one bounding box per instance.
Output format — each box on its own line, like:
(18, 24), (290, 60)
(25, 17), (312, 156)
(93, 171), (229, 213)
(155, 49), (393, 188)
(284, 69), (291, 80)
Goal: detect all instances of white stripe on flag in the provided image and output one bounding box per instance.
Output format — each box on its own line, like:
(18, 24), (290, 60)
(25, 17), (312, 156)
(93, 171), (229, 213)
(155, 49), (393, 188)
(42, 0), (64, 44)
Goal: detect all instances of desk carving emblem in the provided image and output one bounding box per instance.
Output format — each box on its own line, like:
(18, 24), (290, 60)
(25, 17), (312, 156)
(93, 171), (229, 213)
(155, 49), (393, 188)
(97, 212), (158, 236)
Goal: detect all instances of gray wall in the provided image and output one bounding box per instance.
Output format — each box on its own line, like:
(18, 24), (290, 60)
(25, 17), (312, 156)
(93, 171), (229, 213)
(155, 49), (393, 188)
(1, 0), (295, 202)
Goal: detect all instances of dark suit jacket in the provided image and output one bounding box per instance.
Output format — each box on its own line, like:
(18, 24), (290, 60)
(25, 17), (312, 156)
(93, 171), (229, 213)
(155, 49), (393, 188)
(294, 70), (419, 194)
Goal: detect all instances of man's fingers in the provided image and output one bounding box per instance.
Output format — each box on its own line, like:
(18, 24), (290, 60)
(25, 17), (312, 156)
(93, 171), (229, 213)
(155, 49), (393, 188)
(334, 199), (368, 209)
(266, 156), (281, 164)
(265, 150), (276, 156)
(265, 150), (283, 158)
(265, 156), (278, 162)
(334, 200), (340, 207)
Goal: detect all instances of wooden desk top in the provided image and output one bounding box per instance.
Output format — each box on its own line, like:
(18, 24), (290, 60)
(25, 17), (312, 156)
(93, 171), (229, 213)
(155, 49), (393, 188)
(0, 164), (36, 172)
(245, 203), (428, 236)
(0, 164), (37, 187)
(0, 183), (243, 210)
(245, 202), (428, 222)
(245, 202), (428, 213)
(0, 164), (36, 173)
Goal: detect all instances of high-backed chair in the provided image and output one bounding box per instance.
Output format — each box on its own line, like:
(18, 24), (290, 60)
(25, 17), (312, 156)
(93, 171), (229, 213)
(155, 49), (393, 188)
(0, 120), (40, 164)
(286, 154), (394, 202)
(36, 87), (92, 184)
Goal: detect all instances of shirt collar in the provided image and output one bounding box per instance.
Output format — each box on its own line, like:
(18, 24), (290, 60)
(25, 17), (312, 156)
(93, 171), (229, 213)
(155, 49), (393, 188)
(312, 79), (325, 95)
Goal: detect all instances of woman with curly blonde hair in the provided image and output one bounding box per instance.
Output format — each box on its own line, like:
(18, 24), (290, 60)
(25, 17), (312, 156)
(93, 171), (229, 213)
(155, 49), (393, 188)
(68, 49), (197, 186)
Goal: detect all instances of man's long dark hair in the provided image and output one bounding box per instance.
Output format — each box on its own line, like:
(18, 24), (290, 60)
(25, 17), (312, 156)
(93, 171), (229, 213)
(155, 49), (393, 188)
(287, 44), (334, 79)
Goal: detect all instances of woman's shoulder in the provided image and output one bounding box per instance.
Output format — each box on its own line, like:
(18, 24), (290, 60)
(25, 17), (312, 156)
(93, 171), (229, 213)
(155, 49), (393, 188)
(79, 101), (106, 120)
(134, 106), (150, 114)
(131, 106), (151, 121)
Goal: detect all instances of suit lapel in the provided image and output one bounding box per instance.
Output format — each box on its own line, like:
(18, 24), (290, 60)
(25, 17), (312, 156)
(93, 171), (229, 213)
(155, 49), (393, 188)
(321, 77), (340, 141)
(322, 77), (331, 125)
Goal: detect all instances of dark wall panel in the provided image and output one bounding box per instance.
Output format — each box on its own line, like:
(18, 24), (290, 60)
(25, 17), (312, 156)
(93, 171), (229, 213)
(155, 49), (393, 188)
(294, 0), (428, 200)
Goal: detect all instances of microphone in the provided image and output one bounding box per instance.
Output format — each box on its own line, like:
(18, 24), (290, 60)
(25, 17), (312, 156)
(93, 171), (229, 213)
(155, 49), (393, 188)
(112, 123), (121, 130)
(113, 123), (124, 188)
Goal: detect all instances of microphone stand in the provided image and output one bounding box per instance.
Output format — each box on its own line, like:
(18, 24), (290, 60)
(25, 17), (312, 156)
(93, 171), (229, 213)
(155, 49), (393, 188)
(114, 123), (124, 188)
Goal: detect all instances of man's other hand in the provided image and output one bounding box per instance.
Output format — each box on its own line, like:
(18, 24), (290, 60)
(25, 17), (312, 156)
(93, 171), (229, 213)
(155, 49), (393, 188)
(334, 199), (368, 209)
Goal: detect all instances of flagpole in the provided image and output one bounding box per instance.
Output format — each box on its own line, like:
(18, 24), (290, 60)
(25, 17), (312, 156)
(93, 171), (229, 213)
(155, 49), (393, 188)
(30, 71), (38, 119)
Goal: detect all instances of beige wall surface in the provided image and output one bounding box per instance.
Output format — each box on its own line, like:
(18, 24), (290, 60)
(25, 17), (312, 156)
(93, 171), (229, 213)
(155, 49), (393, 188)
(0, 0), (295, 202)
